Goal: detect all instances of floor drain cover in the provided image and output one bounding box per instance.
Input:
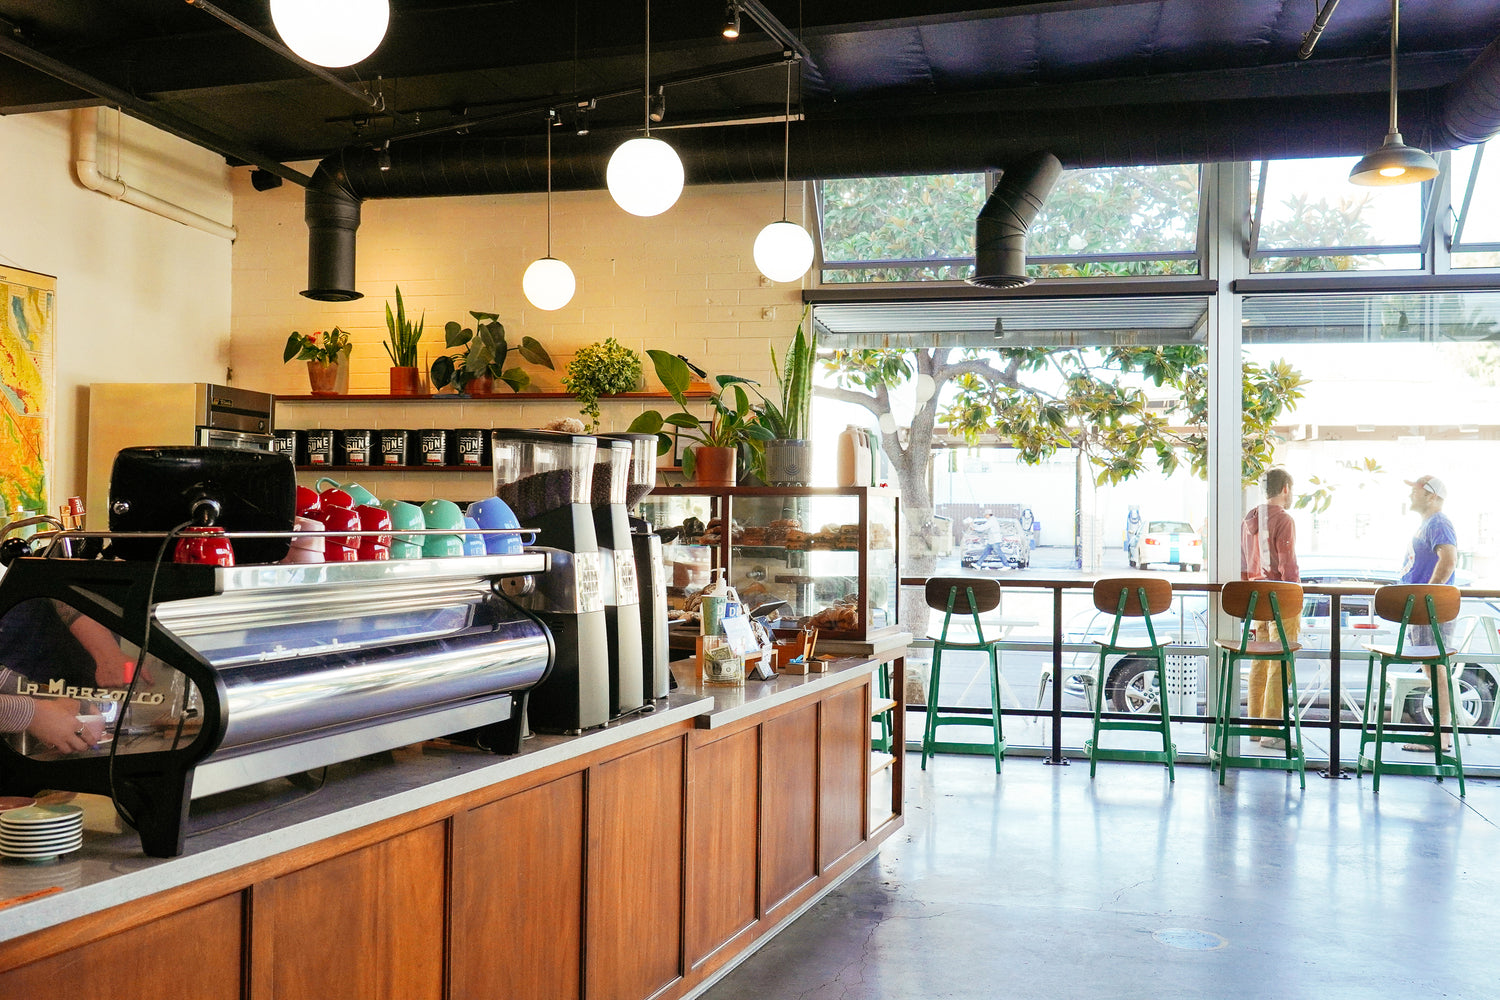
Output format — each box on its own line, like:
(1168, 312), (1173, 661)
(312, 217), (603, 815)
(1152, 928), (1226, 951)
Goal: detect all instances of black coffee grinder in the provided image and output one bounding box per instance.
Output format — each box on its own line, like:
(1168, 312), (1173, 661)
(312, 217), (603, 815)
(591, 438), (646, 717)
(491, 429), (609, 732)
(603, 432), (670, 701)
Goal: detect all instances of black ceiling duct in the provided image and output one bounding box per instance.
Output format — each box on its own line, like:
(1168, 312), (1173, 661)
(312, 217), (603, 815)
(968, 152), (1062, 291)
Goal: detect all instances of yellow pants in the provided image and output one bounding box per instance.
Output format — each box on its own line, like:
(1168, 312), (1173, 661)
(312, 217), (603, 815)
(1248, 616), (1301, 729)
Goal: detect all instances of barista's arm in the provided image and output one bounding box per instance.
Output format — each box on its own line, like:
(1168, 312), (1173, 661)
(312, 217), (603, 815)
(55, 600), (135, 686)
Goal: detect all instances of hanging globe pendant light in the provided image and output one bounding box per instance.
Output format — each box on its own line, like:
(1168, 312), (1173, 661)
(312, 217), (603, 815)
(524, 110), (577, 311)
(270, 0), (390, 68)
(607, 0), (683, 217)
(753, 59), (814, 283)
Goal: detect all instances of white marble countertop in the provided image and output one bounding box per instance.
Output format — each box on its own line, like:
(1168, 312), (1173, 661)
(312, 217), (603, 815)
(0, 653), (900, 944)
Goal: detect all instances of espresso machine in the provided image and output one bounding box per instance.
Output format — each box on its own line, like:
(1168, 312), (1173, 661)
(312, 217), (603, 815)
(591, 439), (645, 717)
(491, 429), (609, 732)
(603, 432), (670, 701)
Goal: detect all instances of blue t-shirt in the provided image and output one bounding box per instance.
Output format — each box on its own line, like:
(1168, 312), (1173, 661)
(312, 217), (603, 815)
(1400, 512), (1458, 584)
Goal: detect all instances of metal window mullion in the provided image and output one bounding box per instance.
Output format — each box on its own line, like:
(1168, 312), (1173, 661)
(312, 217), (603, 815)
(1452, 141), (1485, 249)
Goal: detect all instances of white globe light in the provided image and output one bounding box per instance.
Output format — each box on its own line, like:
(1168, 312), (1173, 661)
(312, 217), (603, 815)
(753, 220), (814, 283)
(271, 0), (390, 68)
(523, 256), (577, 311)
(606, 137), (684, 217)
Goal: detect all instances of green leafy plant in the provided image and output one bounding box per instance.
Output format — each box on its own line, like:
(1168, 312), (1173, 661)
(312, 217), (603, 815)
(430, 311), (554, 392)
(282, 326), (350, 365)
(382, 285), (425, 368)
(755, 307), (818, 440)
(627, 350), (774, 477)
(562, 337), (643, 430)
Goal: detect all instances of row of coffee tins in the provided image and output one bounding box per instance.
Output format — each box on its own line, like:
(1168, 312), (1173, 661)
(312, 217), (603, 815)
(273, 428), (493, 468)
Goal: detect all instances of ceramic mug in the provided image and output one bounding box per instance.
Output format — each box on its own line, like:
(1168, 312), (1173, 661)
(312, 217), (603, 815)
(310, 503), (360, 561)
(420, 499), (465, 558)
(282, 515), (325, 564)
(356, 505), (393, 561)
(380, 499), (425, 559)
(173, 526), (235, 567)
(295, 484), (321, 517)
(467, 496), (523, 554)
(462, 516), (487, 557)
(314, 477), (378, 508)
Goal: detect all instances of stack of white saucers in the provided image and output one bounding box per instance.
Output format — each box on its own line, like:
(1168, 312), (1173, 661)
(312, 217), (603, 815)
(0, 804), (84, 862)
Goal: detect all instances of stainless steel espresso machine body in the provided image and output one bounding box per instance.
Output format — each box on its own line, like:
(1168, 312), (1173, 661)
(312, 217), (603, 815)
(591, 439), (645, 717)
(0, 553), (554, 857)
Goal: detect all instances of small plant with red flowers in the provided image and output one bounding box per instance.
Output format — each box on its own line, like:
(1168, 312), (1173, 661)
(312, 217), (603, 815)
(283, 327), (351, 365)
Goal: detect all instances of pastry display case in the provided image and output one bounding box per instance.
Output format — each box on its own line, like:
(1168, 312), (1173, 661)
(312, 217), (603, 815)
(638, 486), (899, 642)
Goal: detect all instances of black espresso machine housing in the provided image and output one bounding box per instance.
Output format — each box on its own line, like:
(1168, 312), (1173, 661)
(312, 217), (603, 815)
(0, 551), (554, 857)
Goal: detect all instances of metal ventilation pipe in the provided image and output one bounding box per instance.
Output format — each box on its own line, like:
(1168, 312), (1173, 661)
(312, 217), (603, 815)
(302, 157), (363, 301)
(968, 152), (1063, 290)
(1438, 35), (1500, 148)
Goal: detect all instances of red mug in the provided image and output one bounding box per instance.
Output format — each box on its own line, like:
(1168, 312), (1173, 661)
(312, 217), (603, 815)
(173, 526), (235, 567)
(318, 487), (355, 511)
(310, 504), (360, 561)
(356, 505), (392, 561)
(295, 485), (322, 517)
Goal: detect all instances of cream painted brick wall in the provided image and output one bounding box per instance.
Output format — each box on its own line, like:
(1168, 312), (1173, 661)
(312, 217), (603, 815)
(230, 173), (810, 440)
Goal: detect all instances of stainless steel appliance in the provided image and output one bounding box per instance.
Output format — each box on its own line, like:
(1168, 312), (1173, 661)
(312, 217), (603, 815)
(602, 432), (670, 702)
(0, 551), (553, 857)
(86, 383), (276, 526)
(591, 439), (645, 717)
(490, 429), (609, 733)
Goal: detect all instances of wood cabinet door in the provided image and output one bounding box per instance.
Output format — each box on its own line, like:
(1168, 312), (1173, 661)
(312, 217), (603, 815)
(586, 736), (685, 1000)
(760, 703), (818, 914)
(253, 822), (447, 1000)
(685, 726), (759, 970)
(819, 684), (869, 868)
(0, 894), (243, 1000)
(451, 772), (585, 1000)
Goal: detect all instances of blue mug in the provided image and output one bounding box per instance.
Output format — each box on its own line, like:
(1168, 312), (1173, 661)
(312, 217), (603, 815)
(468, 496), (523, 554)
(462, 516), (487, 557)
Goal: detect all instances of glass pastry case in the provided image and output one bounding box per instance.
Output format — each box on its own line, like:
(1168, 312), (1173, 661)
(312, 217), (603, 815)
(637, 487), (899, 642)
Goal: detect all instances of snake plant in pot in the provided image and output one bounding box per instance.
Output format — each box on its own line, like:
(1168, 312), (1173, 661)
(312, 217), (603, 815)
(627, 350), (773, 485)
(750, 308), (818, 485)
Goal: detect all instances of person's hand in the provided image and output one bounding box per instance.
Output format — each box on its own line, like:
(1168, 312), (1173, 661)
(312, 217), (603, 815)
(25, 699), (100, 754)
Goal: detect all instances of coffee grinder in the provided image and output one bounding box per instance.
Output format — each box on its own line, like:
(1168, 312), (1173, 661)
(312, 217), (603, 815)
(491, 429), (609, 732)
(590, 439), (646, 717)
(603, 432), (670, 701)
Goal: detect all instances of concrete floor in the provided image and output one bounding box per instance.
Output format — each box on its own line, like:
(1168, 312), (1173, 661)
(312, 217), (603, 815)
(701, 756), (1500, 1000)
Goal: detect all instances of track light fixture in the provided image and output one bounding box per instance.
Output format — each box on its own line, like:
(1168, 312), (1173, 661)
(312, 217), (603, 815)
(1349, 0), (1437, 187)
(376, 140), (391, 171)
(606, 0), (684, 216)
(722, 4), (741, 39)
(523, 109), (577, 311)
(753, 58), (814, 283)
(648, 86), (666, 124)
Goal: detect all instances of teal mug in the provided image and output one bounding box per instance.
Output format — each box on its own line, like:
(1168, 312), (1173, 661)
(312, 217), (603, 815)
(315, 476), (378, 508)
(380, 499), (425, 559)
(420, 499), (465, 558)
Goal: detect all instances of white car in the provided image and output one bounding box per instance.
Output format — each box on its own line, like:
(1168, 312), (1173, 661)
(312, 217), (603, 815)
(1130, 520), (1203, 572)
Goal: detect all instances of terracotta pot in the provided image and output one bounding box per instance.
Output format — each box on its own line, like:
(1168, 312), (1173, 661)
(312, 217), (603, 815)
(389, 365), (421, 395)
(465, 374), (495, 397)
(306, 360), (339, 396)
(691, 445), (738, 486)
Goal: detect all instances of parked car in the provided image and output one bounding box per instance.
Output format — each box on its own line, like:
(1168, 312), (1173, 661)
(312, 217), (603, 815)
(1129, 520), (1202, 572)
(1062, 565), (1500, 727)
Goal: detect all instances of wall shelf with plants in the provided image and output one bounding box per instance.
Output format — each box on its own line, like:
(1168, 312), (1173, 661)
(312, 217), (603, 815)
(274, 390), (713, 403)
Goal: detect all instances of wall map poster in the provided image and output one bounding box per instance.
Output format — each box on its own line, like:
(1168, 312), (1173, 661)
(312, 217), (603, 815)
(0, 265), (55, 519)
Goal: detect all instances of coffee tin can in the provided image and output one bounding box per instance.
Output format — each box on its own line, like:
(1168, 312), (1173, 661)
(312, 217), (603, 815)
(455, 428), (491, 467)
(271, 428), (306, 465)
(338, 428), (375, 466)
(378, 429), (415, 466)
(305, 429), (336, 467)
(418, 429), (455, 466)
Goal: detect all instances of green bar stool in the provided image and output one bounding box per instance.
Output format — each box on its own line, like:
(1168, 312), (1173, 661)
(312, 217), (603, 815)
(1084, 577), (1177, 780)
(920, 577), (1006, 773)
(1211, 580), (1306, 788)
(1358, 584), (1466, 796)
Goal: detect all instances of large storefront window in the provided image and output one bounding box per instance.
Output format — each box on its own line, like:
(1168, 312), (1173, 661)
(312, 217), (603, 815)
(1251, 156), (1425, 272)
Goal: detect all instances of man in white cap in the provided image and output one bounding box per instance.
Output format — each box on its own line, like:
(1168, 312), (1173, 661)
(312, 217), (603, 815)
(1399, 474), (1457, 752)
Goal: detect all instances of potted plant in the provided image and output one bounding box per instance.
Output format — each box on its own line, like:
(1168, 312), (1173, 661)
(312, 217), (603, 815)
(283, 326), (351, 396)
(430, 311), (554, 396)
(562, 337), (643, 431)
(750, 307), (818, 485)
(383, 285), (425, 395)
(628, 350), (773, 485)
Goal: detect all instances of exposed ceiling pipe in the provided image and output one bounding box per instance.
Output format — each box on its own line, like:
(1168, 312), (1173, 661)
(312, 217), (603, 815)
(968, 152), (1063, 290)
(1297, 0), (1342, 61)
(1436, 34), (1500, 147)
(72, 109), (238, 241)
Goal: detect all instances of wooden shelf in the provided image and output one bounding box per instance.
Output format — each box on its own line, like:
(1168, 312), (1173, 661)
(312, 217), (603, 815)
(297, 464), (491, 473)
(276, 389), (712, 402)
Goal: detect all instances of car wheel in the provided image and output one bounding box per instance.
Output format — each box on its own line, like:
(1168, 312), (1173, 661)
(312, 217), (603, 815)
(1405, 665), (1496, 729)
(1107, 658), (1161, 714)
